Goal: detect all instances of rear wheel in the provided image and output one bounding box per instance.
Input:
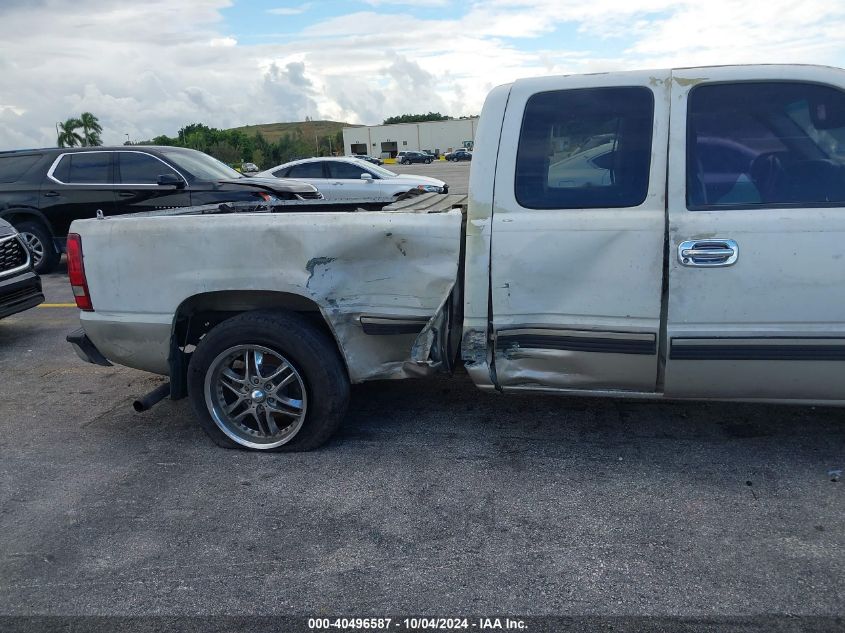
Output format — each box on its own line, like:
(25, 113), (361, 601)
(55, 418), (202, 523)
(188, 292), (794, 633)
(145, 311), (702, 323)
(16, 220), (58, 274)
(187, 310), (349, 451)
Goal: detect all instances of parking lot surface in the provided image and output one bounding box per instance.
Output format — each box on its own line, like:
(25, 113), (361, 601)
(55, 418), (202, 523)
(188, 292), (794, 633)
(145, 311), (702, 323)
(0, 164), (843, 620)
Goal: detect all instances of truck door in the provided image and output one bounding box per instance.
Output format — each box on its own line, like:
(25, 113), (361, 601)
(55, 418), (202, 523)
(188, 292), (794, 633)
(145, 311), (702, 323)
(665, 66), (845, 401)
(490, 71), (670, 392)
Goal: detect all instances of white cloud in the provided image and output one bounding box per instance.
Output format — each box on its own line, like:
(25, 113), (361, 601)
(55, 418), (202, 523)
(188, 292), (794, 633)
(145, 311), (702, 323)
(1, 0), (845, 150)
(267, 3), (312, 16)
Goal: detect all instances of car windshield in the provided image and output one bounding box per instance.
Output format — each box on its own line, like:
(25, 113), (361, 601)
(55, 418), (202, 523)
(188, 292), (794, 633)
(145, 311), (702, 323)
(347, 159), (396, 178)
(158, 148), (243, 181)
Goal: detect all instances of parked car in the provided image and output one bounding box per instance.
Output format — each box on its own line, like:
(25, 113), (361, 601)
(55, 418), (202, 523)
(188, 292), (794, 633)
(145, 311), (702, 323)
(351, 154), (383, 166)
(445, 149), (472, 162)
(67, 64), (845, 452)
(396, 151), (433, 165)
(256, 157), (447, 203)
(0, 218), (44, 319)
(240, 162), (260, 174)
(0, 146), (322, 273)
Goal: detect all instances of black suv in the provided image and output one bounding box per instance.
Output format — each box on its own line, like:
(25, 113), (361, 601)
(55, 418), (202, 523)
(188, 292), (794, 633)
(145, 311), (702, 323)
(396, 151), (433, 165)
(445, 149), (472, 162)
(0, 146), (321, 273)
(0, 219), (43, 319)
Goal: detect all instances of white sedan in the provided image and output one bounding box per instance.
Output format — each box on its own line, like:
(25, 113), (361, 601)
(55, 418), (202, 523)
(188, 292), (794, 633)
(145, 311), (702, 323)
(256, 157), (448, 203)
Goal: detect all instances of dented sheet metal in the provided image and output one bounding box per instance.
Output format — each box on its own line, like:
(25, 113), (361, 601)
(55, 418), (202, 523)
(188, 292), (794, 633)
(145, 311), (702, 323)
(76, 209), (463, 381)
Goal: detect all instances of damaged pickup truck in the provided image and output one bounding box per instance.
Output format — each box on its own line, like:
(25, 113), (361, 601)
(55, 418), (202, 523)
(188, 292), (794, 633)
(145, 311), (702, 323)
(68, 65), (845, 451)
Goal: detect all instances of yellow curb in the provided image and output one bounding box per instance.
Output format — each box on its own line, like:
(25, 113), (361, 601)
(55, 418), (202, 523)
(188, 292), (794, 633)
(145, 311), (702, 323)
(38, 303), (77, 308)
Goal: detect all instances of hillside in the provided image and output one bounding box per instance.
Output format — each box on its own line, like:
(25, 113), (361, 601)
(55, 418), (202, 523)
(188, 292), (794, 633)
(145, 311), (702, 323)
(229, 120), (350, 143)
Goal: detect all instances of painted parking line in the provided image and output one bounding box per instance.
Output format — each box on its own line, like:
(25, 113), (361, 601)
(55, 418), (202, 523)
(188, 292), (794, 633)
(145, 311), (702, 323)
(38, 303), (77, 308)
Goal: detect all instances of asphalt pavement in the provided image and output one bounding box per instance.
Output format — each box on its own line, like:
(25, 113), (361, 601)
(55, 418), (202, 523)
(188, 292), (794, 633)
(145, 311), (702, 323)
(0, 165), (843, 625)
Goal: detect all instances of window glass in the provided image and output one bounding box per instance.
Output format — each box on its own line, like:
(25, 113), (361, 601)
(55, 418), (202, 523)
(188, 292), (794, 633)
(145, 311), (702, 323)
(272, 167), (291, 178)
(287, 162), (325, 178)
(65, 153), (111, 184)
(328, 162), (367, 179)
(157, 148), (242, 181)
(687, 82), (845, 209)
(515, 87), (654, 209)
(118, 152), (179, 184)
(0, 155), (40, 183)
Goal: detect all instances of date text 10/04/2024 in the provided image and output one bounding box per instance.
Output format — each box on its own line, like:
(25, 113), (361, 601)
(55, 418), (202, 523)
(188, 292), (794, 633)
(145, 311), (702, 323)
(307, 618), (527, 630)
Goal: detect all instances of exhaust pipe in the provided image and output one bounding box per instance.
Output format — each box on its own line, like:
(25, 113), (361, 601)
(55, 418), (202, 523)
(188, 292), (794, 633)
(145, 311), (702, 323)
(133, 382), (171, 413)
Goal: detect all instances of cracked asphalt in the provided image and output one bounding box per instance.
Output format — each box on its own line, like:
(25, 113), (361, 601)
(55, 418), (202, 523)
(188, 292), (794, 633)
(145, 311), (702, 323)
(0, 163), (843, 625)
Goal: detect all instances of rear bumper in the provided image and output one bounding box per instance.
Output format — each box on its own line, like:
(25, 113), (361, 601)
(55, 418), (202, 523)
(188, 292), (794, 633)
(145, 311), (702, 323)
(66, 327), (112, 367)
(0, 271), (44, 319)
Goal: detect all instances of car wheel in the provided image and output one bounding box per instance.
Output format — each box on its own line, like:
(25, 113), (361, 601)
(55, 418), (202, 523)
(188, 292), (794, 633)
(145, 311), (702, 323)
(187, 310), (350, 451)
(16, 220), (58, 274)
(425, 158), (432, 164)
(402, 159), (410, 165)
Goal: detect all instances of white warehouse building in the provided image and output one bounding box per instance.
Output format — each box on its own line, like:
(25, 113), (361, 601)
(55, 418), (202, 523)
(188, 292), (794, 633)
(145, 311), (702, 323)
(342, 118), (479, 158)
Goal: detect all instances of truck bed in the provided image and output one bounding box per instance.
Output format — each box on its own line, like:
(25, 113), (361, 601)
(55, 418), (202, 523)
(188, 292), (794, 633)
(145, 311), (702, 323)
(72, 195), (467, 384)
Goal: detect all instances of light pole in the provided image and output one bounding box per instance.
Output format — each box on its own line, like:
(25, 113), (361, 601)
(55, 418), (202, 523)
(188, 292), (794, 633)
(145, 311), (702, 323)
(125, 133), (131, 145)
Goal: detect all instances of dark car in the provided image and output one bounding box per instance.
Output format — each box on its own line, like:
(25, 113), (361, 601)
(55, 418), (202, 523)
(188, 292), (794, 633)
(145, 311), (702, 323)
(0, 146), (322, 273)
(445, 149), (472, 162)
(0, 218), (44, 319)
(396, 151), (433, 165)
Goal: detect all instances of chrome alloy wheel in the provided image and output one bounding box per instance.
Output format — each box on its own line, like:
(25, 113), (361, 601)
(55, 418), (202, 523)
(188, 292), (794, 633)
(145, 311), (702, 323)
(204, 344), (308, 449)
(20, 232), (44, 267)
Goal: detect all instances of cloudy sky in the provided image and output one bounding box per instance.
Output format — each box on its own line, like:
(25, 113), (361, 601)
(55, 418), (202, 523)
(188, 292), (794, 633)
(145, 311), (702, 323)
(2, 0), (845, 149)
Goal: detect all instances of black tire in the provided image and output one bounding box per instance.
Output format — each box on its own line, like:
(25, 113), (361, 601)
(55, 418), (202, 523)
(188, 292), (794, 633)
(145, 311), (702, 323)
(402, 159), (410, 165)
(187, 310), (350, 451)
(15, 220), (58, 274)
(425, 158), (432, 164)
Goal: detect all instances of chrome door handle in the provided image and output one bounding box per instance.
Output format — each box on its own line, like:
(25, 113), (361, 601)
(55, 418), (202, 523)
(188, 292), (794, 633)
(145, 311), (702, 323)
(678, 239), (738, 267)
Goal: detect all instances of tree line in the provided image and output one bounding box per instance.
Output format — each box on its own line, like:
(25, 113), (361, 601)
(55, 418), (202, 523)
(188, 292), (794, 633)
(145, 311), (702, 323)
(140, 123), (344, 168)
(382, 112), (449, 125)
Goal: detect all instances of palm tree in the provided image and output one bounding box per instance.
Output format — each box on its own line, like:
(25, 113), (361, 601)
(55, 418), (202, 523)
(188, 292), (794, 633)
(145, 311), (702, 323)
(79, 112), (103, 147)
(57, 118), (83, 148)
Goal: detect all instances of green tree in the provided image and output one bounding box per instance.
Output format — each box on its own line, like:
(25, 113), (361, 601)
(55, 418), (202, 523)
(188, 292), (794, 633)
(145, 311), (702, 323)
(79, 112), (103, 146)
(57, 118), (83, 147)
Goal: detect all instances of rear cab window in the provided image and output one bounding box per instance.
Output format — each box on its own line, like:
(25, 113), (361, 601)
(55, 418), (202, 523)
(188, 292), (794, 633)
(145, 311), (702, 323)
(687, 81), (845, 209)
(515, 86), (654, 209)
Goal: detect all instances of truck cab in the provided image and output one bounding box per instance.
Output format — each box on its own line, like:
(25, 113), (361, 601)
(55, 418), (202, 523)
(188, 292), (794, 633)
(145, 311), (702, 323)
(463, 65), (845, 403)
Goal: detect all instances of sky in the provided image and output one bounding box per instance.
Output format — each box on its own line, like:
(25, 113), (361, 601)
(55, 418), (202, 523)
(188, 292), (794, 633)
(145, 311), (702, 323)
(2, 0), (845, 149)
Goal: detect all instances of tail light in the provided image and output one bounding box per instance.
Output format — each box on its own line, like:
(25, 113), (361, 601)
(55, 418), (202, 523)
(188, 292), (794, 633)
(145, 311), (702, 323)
(66, 233), (93, 311)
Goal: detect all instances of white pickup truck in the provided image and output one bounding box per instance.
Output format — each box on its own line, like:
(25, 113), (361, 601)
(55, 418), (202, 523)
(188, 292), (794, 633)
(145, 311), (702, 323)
(68, 64), (845, 451)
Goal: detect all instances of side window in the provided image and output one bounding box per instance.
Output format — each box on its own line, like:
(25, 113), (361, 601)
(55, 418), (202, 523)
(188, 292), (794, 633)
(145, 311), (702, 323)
(328, 162), (366, 179)
(55, 153), (112, 184)
(118, 152), (179, 184)
(0, 155), (41, 183)
(287, 162), (324, 178)
(272, 167), (291, 178)
(687, 82), (845, 209)
(515, 87), (654, 209)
